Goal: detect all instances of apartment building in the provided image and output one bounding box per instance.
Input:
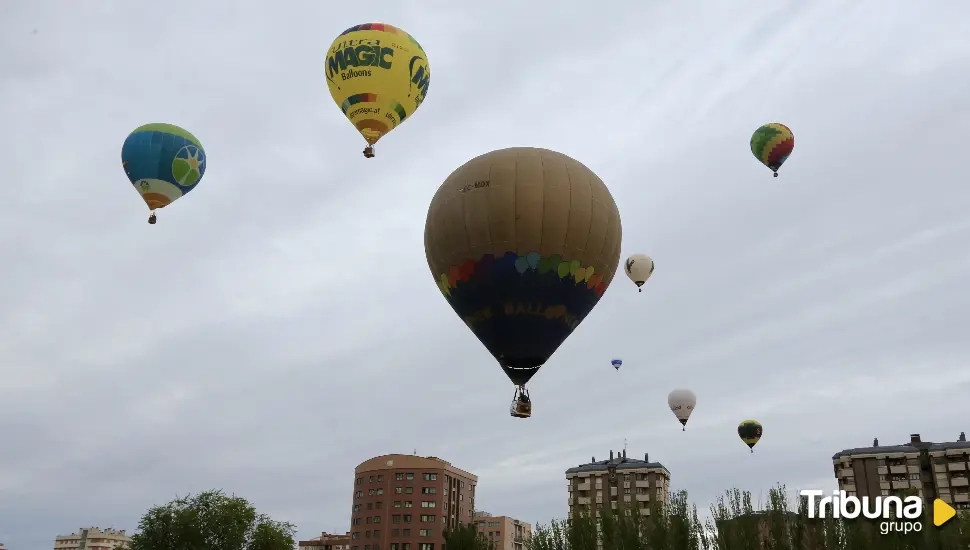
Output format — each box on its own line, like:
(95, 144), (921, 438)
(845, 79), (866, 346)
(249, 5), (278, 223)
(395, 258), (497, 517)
(1, 541), (7, 550)
(350, 454), (478, 550)
(473, 512), (531, 550)
(832, 432), (970, 509)
(53, 527), (131, 550)
(299, 532), (351, 550)
(566, 449), (671, 519)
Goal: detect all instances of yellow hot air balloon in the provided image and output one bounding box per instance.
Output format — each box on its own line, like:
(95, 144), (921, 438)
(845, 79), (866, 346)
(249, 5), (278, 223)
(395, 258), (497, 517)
(325, 23), (431, 158)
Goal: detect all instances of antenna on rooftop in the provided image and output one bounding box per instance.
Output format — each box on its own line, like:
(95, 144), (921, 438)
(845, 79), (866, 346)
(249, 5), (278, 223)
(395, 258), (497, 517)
(624, 438), (627, 452)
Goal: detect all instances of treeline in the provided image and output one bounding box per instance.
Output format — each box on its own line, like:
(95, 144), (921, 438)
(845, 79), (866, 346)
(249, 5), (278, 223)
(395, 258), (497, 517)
(518, 485), (970, 550)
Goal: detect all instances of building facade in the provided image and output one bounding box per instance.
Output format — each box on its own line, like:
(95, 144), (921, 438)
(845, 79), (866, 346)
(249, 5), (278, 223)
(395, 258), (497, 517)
(350, 454), (478, 550)
(566, 449), (671, 519)
(53, 528), (131, 550)
(473, 512), (531, 550)
(832, 432), (970, 509)
(299, 532), (351, 550)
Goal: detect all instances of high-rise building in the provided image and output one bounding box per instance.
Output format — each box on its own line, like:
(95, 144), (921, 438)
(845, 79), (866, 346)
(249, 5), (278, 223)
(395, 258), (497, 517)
(472, 512), (531, 550)
(832, 432), (970, 509)
(1, 541), (7, 550)
(566, 449), (670, 519)
(299, 532), (351, 550)
(53, 527), (131, 550)
(350, 454), (478, 550)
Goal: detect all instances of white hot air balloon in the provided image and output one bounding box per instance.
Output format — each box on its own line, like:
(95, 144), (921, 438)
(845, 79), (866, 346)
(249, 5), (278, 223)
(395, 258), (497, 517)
(624, 254), (654, 292)
(667, 389), (696, 431)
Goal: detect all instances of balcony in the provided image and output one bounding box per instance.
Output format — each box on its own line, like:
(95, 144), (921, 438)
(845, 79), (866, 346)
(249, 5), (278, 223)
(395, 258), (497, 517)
(949, 463), (967, 472)
(635, 494), (650, 502)
(843, 484), (856, 493)
(578, 482), (591, 491)
(954, 493), (970, 503)
(877, 466), (888, 475)
(577, 497), (591, 505)
(513, 536), (523, 543)
(889, 465), (907, 474)
(951, 477), (969, 487)
(837, 468), (853, 478)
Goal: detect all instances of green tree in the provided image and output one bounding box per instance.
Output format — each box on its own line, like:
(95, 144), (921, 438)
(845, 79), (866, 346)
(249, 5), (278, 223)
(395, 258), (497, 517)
(443, 521), (495, 550)
(128, 489), (295, 550)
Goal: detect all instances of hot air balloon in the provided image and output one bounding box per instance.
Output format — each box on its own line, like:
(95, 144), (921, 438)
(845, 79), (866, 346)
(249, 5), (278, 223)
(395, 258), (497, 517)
(750, 123), (794, 177)
(424, 147), (622, 419)
(121, 123), (206, 224)
(738, 420), (763, 452)
(624, 254), (654, 292)
(667, 389), (696, 431)
(611, 359), (622, 371)
(325, 23), (431, 158)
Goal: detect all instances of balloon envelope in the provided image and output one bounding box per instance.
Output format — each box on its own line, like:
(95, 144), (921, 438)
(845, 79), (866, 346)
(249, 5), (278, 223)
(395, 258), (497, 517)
(624, 254), (654, 287)
(611, 359), (622, 370)
(424, 147), (622, 386)
(325, 23), (430, 148)
(738, 419), (763, 449)
(667, 388), (696, 425)
(750, 123), (794, 175)
(121, 123), (206, 211)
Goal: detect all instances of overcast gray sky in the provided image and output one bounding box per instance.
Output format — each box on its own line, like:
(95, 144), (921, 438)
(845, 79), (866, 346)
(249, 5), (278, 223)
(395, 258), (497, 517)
(2, 0), (969, 548)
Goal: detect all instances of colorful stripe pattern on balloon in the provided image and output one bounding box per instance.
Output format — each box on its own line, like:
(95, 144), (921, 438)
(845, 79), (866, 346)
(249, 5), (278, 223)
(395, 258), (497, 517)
(750, 123), (794, 172)
(339, 23), (426, 53)
(436, 252), (607, 298)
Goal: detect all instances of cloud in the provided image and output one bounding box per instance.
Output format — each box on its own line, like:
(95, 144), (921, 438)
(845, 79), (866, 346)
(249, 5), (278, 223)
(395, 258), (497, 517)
(2, 1), (969, 548)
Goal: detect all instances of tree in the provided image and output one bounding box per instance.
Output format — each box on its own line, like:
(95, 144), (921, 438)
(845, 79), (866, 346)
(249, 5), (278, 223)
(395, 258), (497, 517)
(128, 489), (296, 550)
(443, 521), (495, 550)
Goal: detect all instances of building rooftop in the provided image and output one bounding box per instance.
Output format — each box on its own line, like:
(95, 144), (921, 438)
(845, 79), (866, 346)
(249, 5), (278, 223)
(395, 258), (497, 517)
(565, 449), (666, 474)
(832, 432), (970, 459)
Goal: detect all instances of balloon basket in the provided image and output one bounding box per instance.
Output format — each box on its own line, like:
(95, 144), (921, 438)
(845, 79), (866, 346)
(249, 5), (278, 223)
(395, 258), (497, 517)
(148, 212), (157, 224)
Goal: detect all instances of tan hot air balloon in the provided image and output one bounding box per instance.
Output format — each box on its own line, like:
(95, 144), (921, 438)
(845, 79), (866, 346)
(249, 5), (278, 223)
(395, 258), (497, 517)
(424, 147), (622, 418)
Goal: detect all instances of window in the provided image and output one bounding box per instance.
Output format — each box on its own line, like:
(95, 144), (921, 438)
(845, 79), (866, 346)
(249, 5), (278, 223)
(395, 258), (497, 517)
(374, 530), (381, 537)
(422, 487), (436, 494)
(420, 515), (435, 523)
(366, 517), (373, 524)
(394, 501), (402, 508)
(354, 504), (361, 512)
(396, 473), (404, 481)
(378, 475), (385, 482)
(374, 516), (382, 523)
(356, 491), (363, 498)
(403, 529), (411, 537)
(367, 503), (373, 510)
(365, 546), (370, 550)
(370, 476), (375, 483)
(405, 487), (413, 494)
(376, 502), (383, 509)
(419, 530), (432, 537)
(392, 530), (400, 537)
(405, 501), (413, 508)
(391, 545), (399, 550)
(365, 531), (371, 538)
(353, 519), (361, 526)
(423, 473), (437, 481)
(369, 489), (375, 496)
(404, 514), (412, 523)
(403, 545), (410, 550)
(352, 533), (361, 540)
(406, 473), (415, 480)
(377, 489), (384, 495)
(357, 478), (363, 485)
(421, 501), (436, 508)
(393, 515), (402, 524)
(396, 487), (403, 494)
(419, 545), (434, 550)
(624, 488), (631, 494)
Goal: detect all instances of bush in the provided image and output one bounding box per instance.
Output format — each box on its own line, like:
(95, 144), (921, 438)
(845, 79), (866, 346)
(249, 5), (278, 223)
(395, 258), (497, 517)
(526, 485), (970, 550)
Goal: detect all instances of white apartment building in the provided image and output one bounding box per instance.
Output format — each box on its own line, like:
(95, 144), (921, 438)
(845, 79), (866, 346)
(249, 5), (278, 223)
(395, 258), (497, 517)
(54, 527), (131, 550)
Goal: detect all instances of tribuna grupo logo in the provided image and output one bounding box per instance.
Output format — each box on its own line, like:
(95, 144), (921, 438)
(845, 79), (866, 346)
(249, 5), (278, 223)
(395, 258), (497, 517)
(800, 490), (923, 535)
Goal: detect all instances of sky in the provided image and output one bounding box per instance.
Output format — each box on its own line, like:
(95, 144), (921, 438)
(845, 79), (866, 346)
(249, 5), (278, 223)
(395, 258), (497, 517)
(1, 0), (969, 548)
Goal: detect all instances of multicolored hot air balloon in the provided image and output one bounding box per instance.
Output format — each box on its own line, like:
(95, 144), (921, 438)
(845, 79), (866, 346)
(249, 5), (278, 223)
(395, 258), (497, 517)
(121, 123), (206, 224)
(611, 358), (622, 371)
(624, 254), (654, 292)
(750, 123), (794, 177)
(424, 147), (622, 419)
(325, 23), (431, 158)
(667, 389), (696, 431)
(738, 419), (763, 452)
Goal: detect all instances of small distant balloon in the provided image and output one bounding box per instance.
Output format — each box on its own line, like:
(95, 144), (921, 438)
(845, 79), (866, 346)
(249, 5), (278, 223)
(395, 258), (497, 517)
(121, 123), (206, 224)
(738, 420), (763, 453)
(667, 389), (696, 431)
(624, 254), (654, 292)
(611, 358), (622, 371)
(750, 123), (794, 177)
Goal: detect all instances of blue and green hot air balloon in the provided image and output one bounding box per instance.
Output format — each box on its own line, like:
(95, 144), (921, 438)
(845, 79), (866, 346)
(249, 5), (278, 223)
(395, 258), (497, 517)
(121, 123), (206, 224)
